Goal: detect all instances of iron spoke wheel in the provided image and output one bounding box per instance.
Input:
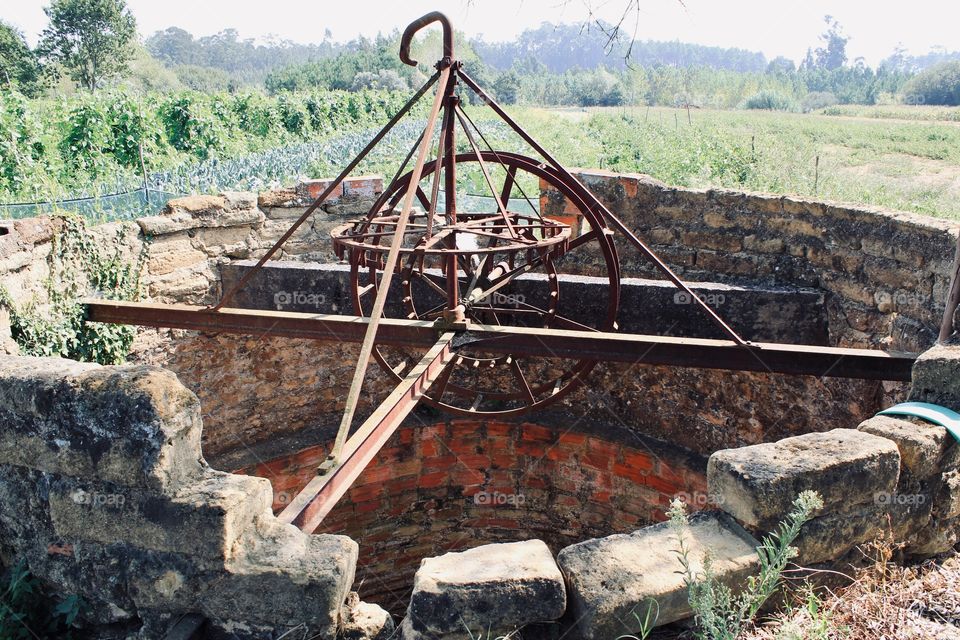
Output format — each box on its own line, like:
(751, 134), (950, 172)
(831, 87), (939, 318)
(332, 151), (620, 416)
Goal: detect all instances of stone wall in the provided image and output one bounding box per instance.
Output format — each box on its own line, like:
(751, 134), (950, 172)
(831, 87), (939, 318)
(3, 344), (957, 639)
(542, 170), (959, 352)
(234, 419), (708, 613)
(0, 355), (361, 639)
(0, 176), (382, 315)
(142, 261), (885, 461)
(1, 171), (941, 464)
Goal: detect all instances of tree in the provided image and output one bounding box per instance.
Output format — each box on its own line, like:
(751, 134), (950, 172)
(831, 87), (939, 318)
(146, 27), (197, 66)
(492, 70), (522, 104)
(814, 15), (848, 71)
(0, 21), (44, 96)
(38, 0), (137, 91)
(766, 56), (795, 75)
(901, 61), (960, 105)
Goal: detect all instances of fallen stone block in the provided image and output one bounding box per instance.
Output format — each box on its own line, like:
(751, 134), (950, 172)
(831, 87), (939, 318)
(213, 517), (358, 638)
(48, 471), (273, 563)
(708, 429), (900, 531)
(558, 512), (759, 638)
(795, 497), (930, 564)
(403, 539), (565, 639)
(341, 592), (395, 640)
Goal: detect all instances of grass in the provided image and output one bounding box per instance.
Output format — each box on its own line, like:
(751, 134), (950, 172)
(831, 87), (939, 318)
(819, 104), (960, 122)
(743, 538), (960, 640)
(504, 104), (960, 220)
(668, 492), (823, 640)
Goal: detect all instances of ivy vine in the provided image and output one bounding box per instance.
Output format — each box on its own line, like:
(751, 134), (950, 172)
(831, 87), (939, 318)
(0, 214), (144, 365)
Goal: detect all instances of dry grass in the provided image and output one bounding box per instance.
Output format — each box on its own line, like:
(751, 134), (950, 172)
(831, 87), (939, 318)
(745, 536), (960, 640)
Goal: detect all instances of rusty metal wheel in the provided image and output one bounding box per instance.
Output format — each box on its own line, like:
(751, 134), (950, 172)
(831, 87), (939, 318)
(332, 151), (620, 416)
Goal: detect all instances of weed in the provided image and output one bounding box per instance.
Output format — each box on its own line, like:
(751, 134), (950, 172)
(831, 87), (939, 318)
(667, 491), (824, 640)
(0, 558), (84, 640)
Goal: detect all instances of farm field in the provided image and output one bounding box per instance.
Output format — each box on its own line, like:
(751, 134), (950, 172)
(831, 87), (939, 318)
(3, 92), (960, 222)
(509, 104), (960, 219)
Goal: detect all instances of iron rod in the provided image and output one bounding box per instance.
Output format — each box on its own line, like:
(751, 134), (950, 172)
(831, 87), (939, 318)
(330, 65), (452, 464)
(277, 333), (455, 531)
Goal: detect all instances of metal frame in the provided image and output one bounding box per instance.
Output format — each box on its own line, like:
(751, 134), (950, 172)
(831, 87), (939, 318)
(80, 12), (923, 531)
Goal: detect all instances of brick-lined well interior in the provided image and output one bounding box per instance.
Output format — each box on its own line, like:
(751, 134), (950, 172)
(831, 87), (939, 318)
(236, 420), (707, 613)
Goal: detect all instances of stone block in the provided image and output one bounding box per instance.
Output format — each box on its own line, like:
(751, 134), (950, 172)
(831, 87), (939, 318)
(936, 470), (960, 520)
(910, 344), (960, 412)
(324, 198), (378, 217)
(796, 497), (930, 564)
(403, 539), (565, 639)
(744, 235), (785, 254)
(258, 187), (298, 208)
(48, 472), (272, 562)
(145, 263), (216, 304)
(680, 230), (743, 252)
(0, 224), (20, 259)
(341, 592), (395, 640)
(863, 256), (921, 291)
(191, 225), (256, 258)
(905, 515), (960, 557)
(858, 415), (950, 479)
(147, 234), (207, 276)
(213, 517), (358, 636)
(0, 246), (35, 272)
(12, 216), (56, 245)
(767, 216), (820, 238)
(558, 512), (759, 638)
(0, 356), (204, 491)
(262, 205), (309, 220)
(708, 429), (900, 531)
(138, 194), (263, 235)
(703, 211), (739, 229)
(222, 191), (257, 211)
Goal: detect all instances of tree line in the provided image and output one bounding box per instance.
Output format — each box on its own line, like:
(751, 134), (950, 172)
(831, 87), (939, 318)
(2, 2), (960, 108)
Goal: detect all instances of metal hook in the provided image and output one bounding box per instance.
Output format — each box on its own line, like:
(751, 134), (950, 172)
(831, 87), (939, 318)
(399, 11), (454, 67)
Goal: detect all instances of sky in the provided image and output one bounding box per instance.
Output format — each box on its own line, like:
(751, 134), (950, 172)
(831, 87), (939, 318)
(3, 0), (959, 66)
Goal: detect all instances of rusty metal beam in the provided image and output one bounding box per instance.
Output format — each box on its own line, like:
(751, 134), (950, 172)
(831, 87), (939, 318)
(277, 333), (456, 532)
(84, 300), (916, 381)
(84, 300), (439, 346)
(457, 325), (916, 382)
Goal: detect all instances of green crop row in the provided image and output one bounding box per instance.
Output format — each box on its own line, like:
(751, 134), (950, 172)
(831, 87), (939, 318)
(0, 89), (416, 203)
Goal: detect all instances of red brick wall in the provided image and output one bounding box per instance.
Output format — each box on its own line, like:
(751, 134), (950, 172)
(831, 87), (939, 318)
(235, 420), (707, 614)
